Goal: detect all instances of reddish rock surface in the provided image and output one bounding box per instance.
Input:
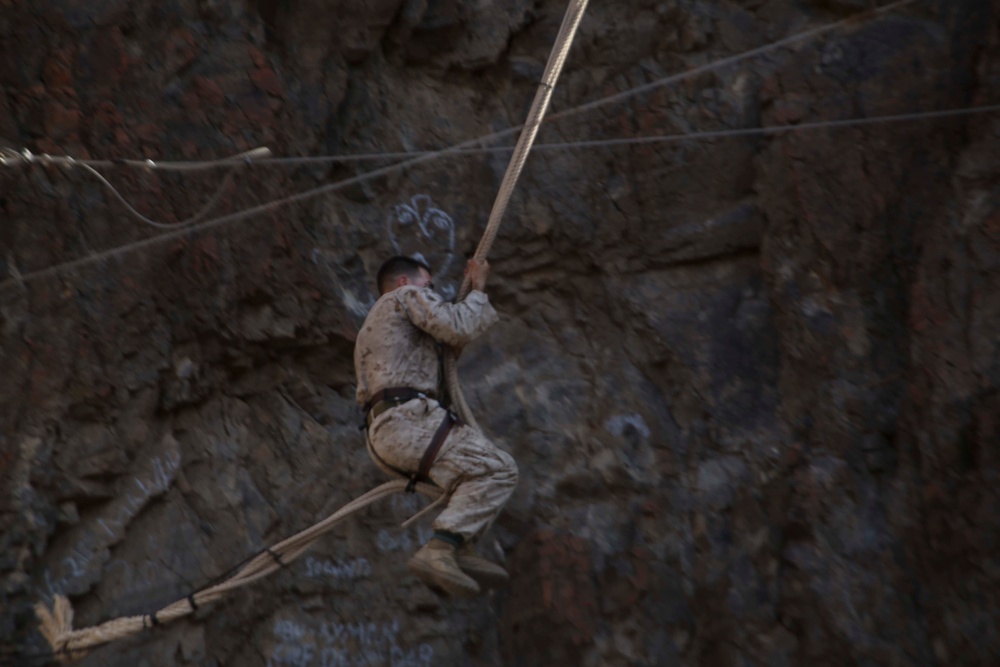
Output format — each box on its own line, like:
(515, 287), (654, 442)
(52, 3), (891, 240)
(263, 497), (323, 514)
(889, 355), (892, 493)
(1, 1), (999, 666)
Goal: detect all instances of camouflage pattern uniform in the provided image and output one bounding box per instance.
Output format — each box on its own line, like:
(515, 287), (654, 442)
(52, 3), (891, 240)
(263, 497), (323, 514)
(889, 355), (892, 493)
(355, 285), (518, 542)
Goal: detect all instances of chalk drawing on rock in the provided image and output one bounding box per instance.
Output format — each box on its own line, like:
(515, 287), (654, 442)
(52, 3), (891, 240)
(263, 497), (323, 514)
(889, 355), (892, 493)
(267, 616), (434, 667)
(302, 556), (372, 581)
(604, 413), (651, 440)
(310, 247), (376, 316)
(40, 443), (182, 603)
(339, 286), (373, 318)
(386, 195), (458, 299)
(376, 526), (434, 554)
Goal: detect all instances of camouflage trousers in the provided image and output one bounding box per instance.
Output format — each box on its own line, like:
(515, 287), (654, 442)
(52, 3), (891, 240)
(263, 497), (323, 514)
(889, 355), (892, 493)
(367, 397), (518, 542)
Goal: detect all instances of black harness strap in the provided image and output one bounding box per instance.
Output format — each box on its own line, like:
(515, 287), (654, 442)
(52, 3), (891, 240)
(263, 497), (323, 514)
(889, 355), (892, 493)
(406, 410), (459, 493)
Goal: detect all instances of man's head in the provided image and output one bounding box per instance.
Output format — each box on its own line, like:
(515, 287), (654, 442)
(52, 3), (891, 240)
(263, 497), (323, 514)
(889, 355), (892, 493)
(376, 256), (434, 295)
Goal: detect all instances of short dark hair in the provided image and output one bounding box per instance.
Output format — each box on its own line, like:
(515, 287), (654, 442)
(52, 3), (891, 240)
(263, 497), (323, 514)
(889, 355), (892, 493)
(376, 255), (432, 294)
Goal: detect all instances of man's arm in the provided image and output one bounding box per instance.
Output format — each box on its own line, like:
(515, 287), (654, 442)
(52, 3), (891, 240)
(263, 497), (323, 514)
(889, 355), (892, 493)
(398, 259), (498, 346)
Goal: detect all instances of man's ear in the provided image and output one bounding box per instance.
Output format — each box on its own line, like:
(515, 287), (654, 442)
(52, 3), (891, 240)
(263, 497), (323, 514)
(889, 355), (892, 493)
(396, 275), (409, 288)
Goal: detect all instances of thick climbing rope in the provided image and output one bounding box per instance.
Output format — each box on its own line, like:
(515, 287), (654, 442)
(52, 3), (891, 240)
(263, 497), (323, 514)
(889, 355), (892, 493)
(34, 479), (444, 663)
(444, 0), (590, 430)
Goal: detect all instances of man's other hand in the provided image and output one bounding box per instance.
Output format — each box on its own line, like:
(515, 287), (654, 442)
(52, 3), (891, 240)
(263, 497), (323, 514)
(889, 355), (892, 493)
(466, 259), (490, 292)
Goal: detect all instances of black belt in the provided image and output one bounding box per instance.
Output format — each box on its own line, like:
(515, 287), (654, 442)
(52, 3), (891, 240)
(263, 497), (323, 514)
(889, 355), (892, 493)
(364, 387), (434, 427)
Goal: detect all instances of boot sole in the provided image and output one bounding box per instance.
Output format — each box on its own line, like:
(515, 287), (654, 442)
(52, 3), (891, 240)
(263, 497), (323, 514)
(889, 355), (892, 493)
(408, 559), (480, 598)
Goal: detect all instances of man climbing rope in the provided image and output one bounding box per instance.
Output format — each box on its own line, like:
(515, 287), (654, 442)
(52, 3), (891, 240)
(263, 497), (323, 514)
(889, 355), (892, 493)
(354, 255), (518, 597)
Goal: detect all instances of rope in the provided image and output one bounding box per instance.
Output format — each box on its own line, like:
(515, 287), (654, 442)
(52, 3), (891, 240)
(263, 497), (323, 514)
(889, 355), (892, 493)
(0, 148), (270, 232)
(2, 104), (997, 174)
(75, 163), (239, 229)
(0, 1), (918, 175)
(3, 108), (996, 295)
(27, 3), (576, 660)
(442, 0), (590, 429)
(0, 146), (271, 172)
(33, 479), (443, 663)
(0, 1), (932, 294)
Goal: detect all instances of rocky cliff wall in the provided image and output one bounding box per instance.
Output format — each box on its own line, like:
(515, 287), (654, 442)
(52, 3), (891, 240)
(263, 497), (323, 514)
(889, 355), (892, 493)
(1, 0), (999, 665)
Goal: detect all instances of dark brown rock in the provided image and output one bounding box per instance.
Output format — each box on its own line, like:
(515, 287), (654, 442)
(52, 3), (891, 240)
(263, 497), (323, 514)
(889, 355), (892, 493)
(1, 1), (999, 666)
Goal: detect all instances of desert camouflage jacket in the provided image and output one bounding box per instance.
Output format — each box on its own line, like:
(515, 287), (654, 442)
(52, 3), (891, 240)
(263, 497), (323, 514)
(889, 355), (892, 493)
(354, 285), (498, 406)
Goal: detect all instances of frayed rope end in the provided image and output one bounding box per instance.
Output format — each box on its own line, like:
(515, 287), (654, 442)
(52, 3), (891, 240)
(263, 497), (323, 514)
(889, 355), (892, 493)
(35, 595), (84, 664)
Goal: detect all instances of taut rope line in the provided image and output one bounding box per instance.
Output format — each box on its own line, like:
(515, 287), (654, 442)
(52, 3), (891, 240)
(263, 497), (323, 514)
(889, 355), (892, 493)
(0, 105), (992, 272)
(0, 1), (924, 294)
(2, 104), (995, 270)
(64, 104), (1000, 166)
(0, 1), (918, 175)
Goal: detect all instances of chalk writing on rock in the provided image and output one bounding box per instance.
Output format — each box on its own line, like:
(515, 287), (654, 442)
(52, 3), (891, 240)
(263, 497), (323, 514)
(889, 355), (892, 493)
(604, 413), (651, 440)
(267, 617), (434, 667)
(40, 445), (182, 602)
(375, 526), (434, 554)
(311, 246), (376, 317)
(302, 556), (372, 580)
(386, 195), (458, 299)
(389, 493), (423, 516)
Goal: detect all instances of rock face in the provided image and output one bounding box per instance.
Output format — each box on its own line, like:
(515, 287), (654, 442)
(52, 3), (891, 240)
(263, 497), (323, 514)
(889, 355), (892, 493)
(1, 0), (999, 665)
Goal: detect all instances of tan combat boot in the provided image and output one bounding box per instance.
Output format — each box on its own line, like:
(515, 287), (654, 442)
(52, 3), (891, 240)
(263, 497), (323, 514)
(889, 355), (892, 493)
(457, 544), (510, 589)
(408, 538), (481, 598)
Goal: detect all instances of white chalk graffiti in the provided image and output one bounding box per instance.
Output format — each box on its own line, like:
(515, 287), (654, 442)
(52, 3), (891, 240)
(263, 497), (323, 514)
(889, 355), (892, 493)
(375, 526), (434, 554)
(267, 617), (434, 667)
(388, 493), (423, 516)
(270, 642), (315, 667)
(41, 444), (182, 602)
(310, 247), (376, 317)
(303, 556), (372, 580)
(339, 286), (373, 318)
(386, 195), (458, 299)
(604, 413), (651, 440)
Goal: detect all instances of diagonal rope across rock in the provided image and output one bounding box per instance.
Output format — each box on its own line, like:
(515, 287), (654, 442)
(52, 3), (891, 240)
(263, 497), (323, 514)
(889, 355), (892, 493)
(35, 480), (443, 662)
(0, 0), (924, 293)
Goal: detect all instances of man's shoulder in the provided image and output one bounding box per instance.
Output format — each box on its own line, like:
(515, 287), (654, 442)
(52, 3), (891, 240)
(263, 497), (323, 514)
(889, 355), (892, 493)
(396, 284), (441, 304)
(360, 291), (398, 324)
(363, 287), (430, 323)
